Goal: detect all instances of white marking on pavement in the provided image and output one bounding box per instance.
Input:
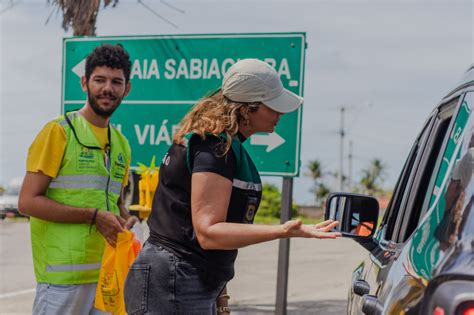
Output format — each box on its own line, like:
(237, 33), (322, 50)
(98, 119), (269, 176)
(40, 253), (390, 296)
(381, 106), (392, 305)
(0, 288), (36, 299)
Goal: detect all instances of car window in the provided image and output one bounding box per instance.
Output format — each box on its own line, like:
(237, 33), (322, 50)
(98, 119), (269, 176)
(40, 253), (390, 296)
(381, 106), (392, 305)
(397, 98), (458, 242)
(409, 93), (473, 279)
(417, 106), (457, 223)
(382, 113), (435, 241)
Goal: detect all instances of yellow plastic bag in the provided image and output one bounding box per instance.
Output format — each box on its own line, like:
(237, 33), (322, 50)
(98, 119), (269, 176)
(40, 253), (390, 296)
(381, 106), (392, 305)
(95, 230), (141, 315)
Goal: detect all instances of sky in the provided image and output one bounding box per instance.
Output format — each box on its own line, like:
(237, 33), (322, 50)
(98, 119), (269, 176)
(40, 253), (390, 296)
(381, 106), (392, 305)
(0, 0), (473, 204)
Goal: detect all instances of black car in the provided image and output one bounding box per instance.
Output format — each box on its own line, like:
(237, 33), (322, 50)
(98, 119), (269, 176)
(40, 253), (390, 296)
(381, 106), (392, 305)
(326, 65), (474, 315)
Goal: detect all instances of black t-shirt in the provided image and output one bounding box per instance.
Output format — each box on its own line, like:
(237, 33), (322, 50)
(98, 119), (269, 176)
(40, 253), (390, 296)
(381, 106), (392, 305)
(189, 135), (236, 180)
(147, 134), (242, 283)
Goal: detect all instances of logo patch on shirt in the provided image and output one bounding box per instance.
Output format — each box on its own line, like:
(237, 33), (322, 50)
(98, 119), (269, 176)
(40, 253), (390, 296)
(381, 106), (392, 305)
(113, 153), (126, 180)
(79, 147), (94, 159)
(114, 153), (126, 169)
(243, 196), (259, 224)
(76, 146), (98, 171)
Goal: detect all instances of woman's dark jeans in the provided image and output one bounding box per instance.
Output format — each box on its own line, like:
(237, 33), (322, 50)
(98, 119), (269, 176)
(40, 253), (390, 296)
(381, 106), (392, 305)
(124, 241), (226, 315)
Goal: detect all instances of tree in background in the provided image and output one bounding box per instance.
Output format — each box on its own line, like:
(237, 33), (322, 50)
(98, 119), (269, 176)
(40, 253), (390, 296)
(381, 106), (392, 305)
(359, 158), (386, 195)
(48, 0), (119, 36)
(315, 183), (330, 206)
(305, 157), (389, 206)
(255, 183), (297, 219)
(307, 159), (330, 206)
(307, 159), (322, 181)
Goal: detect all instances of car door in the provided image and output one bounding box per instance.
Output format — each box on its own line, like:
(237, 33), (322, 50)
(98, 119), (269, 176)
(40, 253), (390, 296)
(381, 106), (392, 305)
(371, 94), (472, 314)
(350, 95), (466, 314)
(348, 109), (438, 315)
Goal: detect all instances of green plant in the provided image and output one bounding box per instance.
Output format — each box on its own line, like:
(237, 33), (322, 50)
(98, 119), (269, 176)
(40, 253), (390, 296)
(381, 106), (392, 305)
(359, 158), (386, 195)
(254, 183), (298, 220)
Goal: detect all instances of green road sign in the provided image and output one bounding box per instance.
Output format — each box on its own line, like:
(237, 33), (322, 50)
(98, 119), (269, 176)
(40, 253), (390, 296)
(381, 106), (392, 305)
(63, 33), (306, 176)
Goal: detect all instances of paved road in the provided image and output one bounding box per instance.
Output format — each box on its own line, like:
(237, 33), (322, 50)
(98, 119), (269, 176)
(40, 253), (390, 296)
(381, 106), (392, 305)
(0, 220), (366, 314)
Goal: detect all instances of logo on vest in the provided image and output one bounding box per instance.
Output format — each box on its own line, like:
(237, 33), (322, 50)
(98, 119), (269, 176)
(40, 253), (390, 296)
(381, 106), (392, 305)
(112, 153), (127, 180)
(114, 153), (126, 169)
(79, 147), (94, 159)
(117, 153), (124, 164)
(76, 146), (98, 171)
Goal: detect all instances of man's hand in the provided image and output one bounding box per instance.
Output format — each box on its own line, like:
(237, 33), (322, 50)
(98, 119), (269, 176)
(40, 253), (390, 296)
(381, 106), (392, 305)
(123, 216), (139, 230)
(95, 211), (125, 246)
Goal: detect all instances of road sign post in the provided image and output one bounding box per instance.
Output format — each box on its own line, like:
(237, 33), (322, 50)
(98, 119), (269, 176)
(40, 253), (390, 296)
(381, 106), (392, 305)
(276, 177), (293, 315)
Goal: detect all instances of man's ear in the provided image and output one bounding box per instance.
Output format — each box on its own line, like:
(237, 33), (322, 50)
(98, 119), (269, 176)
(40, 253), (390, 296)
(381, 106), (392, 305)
(80, 76), (88, 92)
(124, 81), (131, 97)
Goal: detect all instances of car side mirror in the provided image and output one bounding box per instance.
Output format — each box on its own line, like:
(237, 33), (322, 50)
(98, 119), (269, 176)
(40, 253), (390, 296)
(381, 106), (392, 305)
(325, 193), (379, 238)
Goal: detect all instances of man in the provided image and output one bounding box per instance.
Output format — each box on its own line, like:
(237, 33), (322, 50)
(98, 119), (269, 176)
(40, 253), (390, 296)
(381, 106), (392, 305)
(19, 44), (139, 315)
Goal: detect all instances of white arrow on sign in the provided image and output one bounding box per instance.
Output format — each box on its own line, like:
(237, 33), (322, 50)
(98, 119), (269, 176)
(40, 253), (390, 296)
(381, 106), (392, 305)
(72, 59), (86, 78)
(250, 132), (285, 152)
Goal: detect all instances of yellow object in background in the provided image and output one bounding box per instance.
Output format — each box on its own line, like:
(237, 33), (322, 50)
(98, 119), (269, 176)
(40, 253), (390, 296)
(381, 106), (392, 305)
(130, 156), (159, 219)
(139, 169), (159, 209)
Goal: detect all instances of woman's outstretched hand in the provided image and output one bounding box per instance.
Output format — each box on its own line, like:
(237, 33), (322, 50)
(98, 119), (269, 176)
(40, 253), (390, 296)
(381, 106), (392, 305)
(282, 219), (342, 239)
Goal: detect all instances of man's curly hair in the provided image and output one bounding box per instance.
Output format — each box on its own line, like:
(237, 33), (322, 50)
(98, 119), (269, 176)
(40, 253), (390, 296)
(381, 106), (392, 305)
(85, 44), (131, 83)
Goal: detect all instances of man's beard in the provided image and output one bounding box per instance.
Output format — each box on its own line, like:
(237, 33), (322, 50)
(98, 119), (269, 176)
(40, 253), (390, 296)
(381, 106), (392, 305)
(87, 89), (124, 118)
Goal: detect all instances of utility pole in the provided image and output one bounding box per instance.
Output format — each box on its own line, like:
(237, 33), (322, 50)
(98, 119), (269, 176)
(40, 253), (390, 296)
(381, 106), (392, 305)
(348, 140), (353, 191)
(339, 106), (345, 191)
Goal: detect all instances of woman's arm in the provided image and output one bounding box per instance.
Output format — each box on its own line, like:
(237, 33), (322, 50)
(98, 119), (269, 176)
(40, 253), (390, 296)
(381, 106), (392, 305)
(191, 172), (340, 250)
(216, 286), (230, 315)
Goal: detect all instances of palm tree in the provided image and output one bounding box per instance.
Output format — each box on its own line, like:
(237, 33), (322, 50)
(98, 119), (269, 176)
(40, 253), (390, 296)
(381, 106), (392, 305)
(307, 159), (323, 181)
(307, 159), (330, 206)
(48, 0), (119, 36)
(314, 183), (330, 206)
(360, 158), (386, 195)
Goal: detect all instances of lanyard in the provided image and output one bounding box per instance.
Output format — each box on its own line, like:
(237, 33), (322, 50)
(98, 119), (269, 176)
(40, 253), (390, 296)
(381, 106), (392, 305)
(64, 112), (111, 159)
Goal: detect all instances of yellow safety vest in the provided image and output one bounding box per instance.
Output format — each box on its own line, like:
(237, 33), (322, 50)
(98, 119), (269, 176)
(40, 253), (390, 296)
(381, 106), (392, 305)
(30, 111), (131, 284)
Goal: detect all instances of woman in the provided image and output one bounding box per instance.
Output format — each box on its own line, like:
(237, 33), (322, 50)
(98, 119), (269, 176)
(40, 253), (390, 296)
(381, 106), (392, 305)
(124, 59), (341, 315)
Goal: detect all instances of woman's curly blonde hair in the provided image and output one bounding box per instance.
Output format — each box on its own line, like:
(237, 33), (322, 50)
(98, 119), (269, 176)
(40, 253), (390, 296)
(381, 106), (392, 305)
(173, 90), (260, 154)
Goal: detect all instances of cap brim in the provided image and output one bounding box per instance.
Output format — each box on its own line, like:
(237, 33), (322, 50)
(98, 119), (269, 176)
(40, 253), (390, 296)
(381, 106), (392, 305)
(262, 89), (303, 114)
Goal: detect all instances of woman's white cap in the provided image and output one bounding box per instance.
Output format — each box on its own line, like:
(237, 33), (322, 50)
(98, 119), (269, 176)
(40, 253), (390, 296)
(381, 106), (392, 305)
(222, 58), (303, 113)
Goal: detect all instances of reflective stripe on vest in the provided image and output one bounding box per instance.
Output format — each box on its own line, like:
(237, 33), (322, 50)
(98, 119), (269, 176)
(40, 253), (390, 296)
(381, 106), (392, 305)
(50, 175), (122, 195)
(233, 178), (262, 191)
(58, 111), (79, 127)
(46, 262), (101, 272)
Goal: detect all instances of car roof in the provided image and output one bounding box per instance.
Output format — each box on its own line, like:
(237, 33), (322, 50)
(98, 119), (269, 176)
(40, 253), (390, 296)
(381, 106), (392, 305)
(440, 64), (474, 103)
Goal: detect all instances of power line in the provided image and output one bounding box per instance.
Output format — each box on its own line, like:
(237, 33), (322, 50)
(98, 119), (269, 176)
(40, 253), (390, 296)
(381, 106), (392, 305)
(0, 0), (20, 16)
(160, 0), (185, 14)
(345, 101), (373, 134)
(137, 0), (179, 29)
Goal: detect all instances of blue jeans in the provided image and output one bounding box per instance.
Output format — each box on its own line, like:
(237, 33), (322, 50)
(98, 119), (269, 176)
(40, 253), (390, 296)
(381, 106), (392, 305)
(124, 241), (226, 315)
